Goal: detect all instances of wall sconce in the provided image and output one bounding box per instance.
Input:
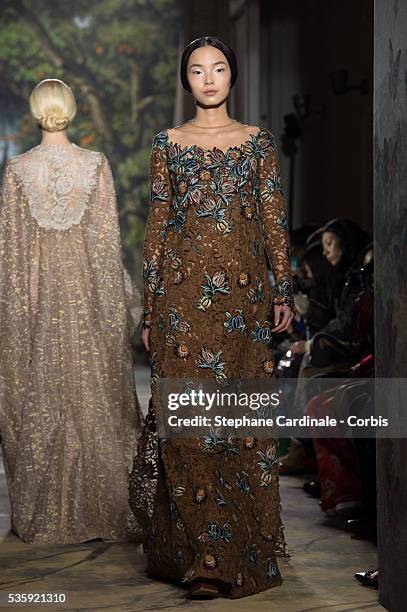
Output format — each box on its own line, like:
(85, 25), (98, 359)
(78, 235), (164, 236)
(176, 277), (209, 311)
(328, 69), (368, 95)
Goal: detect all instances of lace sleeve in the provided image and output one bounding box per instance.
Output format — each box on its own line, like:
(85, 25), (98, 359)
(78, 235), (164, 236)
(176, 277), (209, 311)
(142, 132), (172, 330)
(257, 129), (295, 311)
(123, 265), (143, 332)
(0, 160), (30, 315)
(84, 154), (131, 332)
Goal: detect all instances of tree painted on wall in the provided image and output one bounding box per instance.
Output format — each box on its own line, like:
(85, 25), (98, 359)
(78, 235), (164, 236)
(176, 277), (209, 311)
(0, 0), (180, 279)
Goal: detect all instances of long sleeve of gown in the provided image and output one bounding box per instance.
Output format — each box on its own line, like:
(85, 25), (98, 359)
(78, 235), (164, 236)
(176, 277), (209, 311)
(86, 154), (129, 331)
(0, 161), (31, 417)
(82, 153), (143, 431)
(142, 133), (172, 330)
(257, 130), (295, 311)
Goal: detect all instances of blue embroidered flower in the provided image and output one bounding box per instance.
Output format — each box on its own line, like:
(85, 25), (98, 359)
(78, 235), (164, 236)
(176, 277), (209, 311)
(224, 309), (246, 334)
(276, 214), (289, 230)
(196, 346), (226, 381)
(171, 209), (186, 233)
(251, 320), (272, 343)
(228, 158), (250, 187)
(209, 176), (235, 204)
(266, 558), (279, 579)
(248, 545), (260, 566)
(198, 521), (232, 543)
(153, 130), (169, 149)
(215, 490), (227, 506)
(171, 544), (184, 564)
(261, 167), (284, 200)
(143, 257), (164, 295)
(236, 471), (251, 495)
(247, 279), (264, 304)
(257, 445), (279, 487)
(273, 277), (294, 308)
(168, 307), (190, 333)
(216, 470), (232, 490)
(196, 198), (233, 234)
(202, 428), (239, 456)
(197, 271), (230, 311)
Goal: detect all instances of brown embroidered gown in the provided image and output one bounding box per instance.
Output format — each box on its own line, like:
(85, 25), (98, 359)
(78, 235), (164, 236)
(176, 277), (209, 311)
(129, 127), (295, 597)
(0, 142), (142, 543)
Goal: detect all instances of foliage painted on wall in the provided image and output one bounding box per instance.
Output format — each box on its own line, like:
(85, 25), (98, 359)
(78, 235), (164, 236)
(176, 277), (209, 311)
(0, 0), (180, 279)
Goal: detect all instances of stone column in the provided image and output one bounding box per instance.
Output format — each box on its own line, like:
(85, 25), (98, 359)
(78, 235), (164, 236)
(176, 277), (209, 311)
(374, 1), (407, 609)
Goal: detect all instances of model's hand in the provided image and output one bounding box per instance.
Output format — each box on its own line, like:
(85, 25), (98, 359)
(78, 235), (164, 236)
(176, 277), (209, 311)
(141, 327), (150, 352)
(273, 304), (294, 333)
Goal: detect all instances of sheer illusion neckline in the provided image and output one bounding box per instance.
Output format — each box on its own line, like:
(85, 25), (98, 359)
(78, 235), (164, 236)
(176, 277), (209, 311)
(165, 127), (265, 156)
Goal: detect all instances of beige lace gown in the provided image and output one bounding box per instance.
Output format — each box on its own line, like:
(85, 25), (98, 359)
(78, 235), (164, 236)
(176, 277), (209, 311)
(0, 142), (142, 544)
(129, 128), (295, 598)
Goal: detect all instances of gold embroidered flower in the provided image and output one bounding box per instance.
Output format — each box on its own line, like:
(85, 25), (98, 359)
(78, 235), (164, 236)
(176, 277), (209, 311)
(243, 436), (255, 449)
(229, 149), (240, 159)
(263, 359), (275, 374)
(178, 180), (188, 194)
(242, 205), (254, 220)
(195, 488), (206, 503)
(203, 553), (217, 569)
(237, 272), (251, 287)
(176, 343), (189, 359)
(199, 169), (212, 181)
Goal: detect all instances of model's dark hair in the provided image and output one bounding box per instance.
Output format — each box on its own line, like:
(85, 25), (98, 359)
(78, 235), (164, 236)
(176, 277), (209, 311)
(180, 36), (238, 93)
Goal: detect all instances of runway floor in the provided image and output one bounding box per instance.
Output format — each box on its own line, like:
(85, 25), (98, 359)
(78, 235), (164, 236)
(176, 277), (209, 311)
(0, 367), (382, 612)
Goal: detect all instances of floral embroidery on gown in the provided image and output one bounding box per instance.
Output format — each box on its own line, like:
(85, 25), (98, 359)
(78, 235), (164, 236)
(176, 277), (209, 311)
(0, 142), (142, 543)
(129, 127), (294, 597)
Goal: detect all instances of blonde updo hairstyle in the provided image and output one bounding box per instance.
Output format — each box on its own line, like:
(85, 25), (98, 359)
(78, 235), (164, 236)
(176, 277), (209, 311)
(29, 78), (77, 132)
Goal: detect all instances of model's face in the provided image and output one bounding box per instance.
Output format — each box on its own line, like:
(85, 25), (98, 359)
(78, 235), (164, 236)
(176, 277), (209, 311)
(187, 45), (231, 105)
(322, 231), (343, 266)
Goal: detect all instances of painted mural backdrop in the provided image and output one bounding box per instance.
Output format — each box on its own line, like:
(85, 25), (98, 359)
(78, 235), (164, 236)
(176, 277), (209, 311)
(0, 0), (180, 280)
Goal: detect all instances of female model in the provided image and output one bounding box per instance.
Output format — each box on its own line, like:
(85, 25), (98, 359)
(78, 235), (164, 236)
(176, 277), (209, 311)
(129, 37), (295, 598)
(0, 79), (142, 543)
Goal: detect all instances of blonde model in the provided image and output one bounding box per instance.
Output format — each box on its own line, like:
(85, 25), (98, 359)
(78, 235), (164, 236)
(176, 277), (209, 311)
(0, 79), (142, 544)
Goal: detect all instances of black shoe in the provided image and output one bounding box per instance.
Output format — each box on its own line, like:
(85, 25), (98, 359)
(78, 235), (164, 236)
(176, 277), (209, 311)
(346, 518), (377, 542)
(354, 570), (378, 588)
(303, 480), (321, 498)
